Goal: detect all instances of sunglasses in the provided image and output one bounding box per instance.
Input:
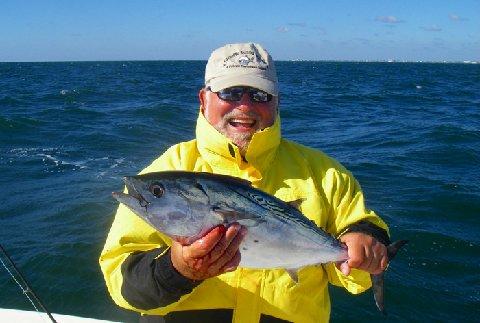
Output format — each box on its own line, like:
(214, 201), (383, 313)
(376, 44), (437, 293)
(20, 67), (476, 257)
(208, 86), (273, 103)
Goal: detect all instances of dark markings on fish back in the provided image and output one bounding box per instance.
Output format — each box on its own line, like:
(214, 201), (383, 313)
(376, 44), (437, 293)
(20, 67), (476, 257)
(134, 171), (336, 241)
(194, 181), (208, 197)
(227, 180), (334, 239)
(134, 171), (252, 187)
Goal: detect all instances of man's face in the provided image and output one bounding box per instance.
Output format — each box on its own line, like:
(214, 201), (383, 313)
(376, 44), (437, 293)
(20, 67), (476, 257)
(199, 87), (278, 155)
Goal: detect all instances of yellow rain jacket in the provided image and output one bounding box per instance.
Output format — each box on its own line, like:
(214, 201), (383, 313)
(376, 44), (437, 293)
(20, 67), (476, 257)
(100, 111), (389, 322)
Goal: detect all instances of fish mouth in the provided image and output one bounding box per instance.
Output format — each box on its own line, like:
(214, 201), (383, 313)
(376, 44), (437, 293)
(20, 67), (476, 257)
(114, 177), (150, 208)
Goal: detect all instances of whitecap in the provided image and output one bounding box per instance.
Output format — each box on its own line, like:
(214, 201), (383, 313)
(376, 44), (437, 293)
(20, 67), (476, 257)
(38, 153), (61, 166)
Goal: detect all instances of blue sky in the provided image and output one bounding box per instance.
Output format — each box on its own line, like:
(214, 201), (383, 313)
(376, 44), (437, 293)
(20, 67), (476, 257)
(1, 0), (478, 62)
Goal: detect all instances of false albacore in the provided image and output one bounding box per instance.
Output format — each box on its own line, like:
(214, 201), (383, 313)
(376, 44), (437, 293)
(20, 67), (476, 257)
(112, 170), (406, 314)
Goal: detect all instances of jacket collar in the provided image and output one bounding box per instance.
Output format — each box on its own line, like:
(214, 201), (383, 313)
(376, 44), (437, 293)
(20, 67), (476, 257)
(195, 109), (281, 182)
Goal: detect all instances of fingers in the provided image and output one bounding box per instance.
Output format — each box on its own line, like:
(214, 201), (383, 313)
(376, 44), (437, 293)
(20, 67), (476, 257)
(207, 224), (242, 263)
(336, 260), (351, 276)
(371, 242), (388, 274)
(339, 232), (388, 275)
(207, 226), (246, 275)
(223, 250), (241, 272)
(362, 243), (375, 272)
(380, 250), (389, 272)
(346, 241), (366, 269)
(187, 226), (226, 258)
(357, 239), (387, 274)
(170, 224), (247, 280)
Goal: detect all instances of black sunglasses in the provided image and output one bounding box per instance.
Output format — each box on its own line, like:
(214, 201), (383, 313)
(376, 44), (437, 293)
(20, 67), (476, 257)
(208, 86), (273, 103)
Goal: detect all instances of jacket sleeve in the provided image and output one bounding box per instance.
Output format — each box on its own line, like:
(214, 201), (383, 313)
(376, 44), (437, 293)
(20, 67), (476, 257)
(315, 157), (390, 294)
(99, 142), (201, 314)
(120, 247), (201, 310)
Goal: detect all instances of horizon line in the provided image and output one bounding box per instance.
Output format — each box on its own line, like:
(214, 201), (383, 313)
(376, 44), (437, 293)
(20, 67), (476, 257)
(1, 59), (478, 64)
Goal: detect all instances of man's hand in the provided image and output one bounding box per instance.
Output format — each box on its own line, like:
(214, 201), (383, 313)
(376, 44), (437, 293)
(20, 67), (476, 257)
(336, 232), (388, 275)
(170, 223), (247, 281)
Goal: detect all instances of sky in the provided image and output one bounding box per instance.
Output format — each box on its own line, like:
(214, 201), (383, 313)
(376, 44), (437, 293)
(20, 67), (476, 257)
(1, 0), (479, 62)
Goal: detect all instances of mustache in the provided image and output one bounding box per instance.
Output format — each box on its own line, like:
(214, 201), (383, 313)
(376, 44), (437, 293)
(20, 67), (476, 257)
(222, 110), (260, 123)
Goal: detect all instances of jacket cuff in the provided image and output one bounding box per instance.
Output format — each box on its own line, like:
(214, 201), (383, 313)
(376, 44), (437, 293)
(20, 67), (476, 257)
(339, 220), (391, 246)
(154, 248), (202, 291)
(121, 247), (202, 310)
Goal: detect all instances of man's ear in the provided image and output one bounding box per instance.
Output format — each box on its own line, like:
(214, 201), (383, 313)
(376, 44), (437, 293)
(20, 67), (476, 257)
(199, 88), (206, 113)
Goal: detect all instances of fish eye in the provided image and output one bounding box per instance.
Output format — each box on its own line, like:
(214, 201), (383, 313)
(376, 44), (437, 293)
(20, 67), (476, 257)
(149, 182), (165, 198)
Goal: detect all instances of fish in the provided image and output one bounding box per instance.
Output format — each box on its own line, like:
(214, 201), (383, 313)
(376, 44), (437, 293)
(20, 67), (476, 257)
(112, 170), (407, 314)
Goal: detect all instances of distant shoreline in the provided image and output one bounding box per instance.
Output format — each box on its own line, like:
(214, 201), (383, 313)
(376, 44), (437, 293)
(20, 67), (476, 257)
(0, 59), (478, 64)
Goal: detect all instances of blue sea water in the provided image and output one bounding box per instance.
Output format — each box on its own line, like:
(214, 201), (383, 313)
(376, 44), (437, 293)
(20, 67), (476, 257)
(0, 61), (479, 322)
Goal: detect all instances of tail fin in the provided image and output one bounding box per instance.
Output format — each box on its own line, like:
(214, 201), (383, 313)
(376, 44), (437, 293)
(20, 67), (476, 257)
(371, 239), (408, 315)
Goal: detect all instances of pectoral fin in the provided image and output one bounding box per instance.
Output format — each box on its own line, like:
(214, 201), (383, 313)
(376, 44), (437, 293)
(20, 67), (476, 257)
(211, 205), (265, 227)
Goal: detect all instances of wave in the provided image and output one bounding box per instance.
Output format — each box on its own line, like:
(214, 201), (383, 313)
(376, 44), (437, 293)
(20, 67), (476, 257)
(0, 115), (43, 131)
(0, 96), (24, 107)
(35, 106), (107, 119)
(4, 147), (131, 177)
(429, 124), (480, 144)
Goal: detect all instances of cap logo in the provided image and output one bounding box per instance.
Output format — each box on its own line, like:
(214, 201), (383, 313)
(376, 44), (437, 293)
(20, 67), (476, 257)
(223, 50), (268, 70)
(238, 56), (251, 66)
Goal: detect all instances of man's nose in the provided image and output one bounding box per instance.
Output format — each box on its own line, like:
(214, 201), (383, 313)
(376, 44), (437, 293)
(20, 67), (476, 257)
(236, 92), (254, 108)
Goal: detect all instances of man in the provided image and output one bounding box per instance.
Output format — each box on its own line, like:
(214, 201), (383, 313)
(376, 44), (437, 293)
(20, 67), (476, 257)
(100, 43), (391, 323)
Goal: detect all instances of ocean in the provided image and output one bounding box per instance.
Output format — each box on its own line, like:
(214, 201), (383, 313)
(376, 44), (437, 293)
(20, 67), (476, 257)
(0, 61), (479, 322)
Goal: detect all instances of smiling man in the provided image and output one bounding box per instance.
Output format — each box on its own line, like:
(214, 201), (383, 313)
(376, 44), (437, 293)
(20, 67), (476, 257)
(100, 43), (391, 323)
(200, 44), (278, 157)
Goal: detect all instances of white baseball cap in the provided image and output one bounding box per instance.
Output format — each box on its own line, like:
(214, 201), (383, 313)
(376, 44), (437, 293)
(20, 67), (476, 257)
(205, 43), (278, 96)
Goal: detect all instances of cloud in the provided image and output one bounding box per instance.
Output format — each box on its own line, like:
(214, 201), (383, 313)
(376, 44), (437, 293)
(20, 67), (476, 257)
(352, 38), (371, 45)
(449, 14), (468, 22)
(312, 26), (326, 35)
(276, 26), (289, 33)
(288, 22), (307, 27)
(375, 16), (404, 24)
(421, 25), (442, 32)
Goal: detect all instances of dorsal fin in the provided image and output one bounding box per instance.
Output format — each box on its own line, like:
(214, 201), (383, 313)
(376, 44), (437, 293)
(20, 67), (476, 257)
(287, 198), (306, 210)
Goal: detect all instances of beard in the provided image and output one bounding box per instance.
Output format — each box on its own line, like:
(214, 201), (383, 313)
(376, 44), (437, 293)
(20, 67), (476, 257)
(212, 110), (263, 156)
(228, 132), (253, 156)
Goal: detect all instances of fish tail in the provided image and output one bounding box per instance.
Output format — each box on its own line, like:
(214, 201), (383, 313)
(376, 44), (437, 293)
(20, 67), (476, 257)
(371, 272), (386, 315)
(386, 239), (409, 261)
(371, 239), (408, 315)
